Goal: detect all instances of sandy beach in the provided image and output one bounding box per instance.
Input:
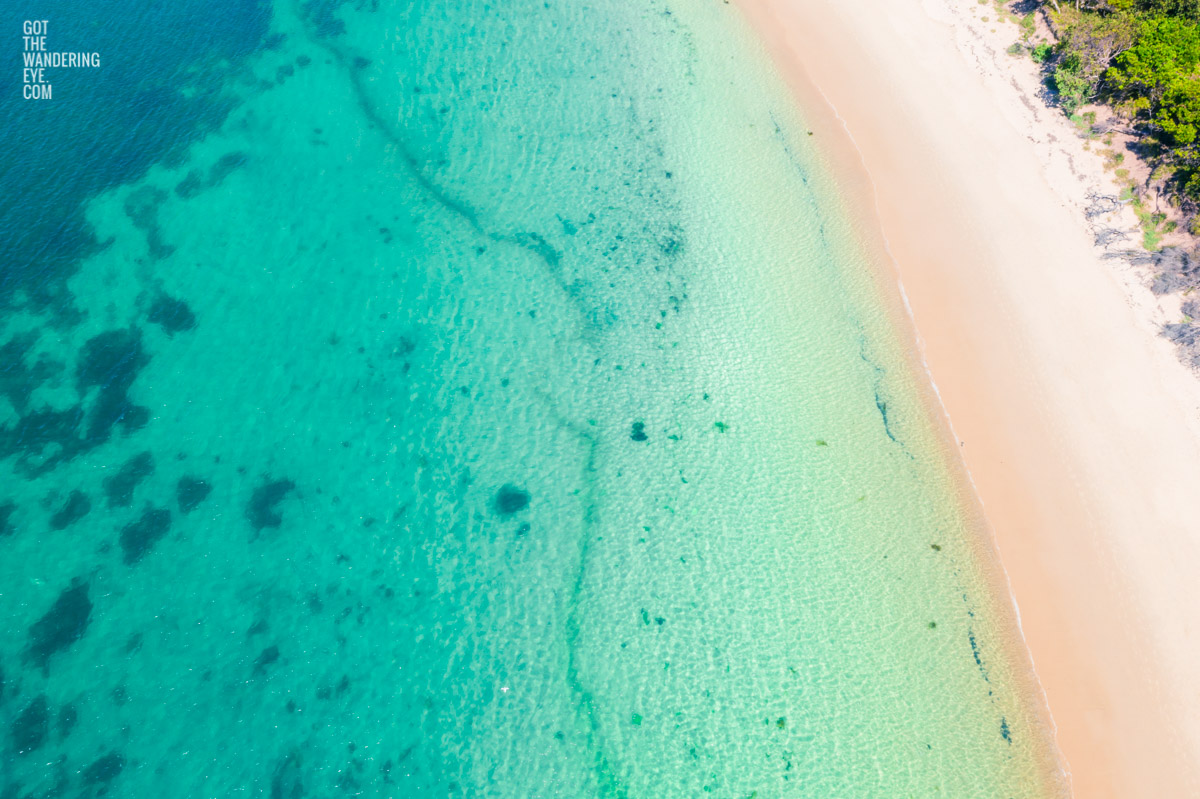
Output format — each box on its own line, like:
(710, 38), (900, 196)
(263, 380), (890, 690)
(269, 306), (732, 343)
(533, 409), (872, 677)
(735, 0), (1200, 796)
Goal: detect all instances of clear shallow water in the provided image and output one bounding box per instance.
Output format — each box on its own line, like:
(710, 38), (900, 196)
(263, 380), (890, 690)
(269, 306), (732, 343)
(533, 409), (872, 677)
(1, 0), (1058, 796)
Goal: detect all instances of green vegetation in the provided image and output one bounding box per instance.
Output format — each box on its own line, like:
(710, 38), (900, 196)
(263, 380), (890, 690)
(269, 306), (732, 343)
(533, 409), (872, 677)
(1021, 12), (1038, 40)
(1032, 0), (1200, 236)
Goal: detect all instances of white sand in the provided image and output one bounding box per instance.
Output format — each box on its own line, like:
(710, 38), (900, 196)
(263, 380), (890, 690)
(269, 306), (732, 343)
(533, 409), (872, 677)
(735, 0), (1200, 796)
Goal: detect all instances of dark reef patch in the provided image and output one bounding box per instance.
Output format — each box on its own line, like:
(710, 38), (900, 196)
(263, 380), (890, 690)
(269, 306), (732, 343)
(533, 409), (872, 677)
(50, 490), (91, 530)
(1000, 717), (1012, 744)
(630, 421), (648, 442)
(0, 501), (15, 537)
(177, 476), (212, 514)
(83, 751), (126, 787)
(492, 484), (530, 516)
(247, 478), (296, 534)
(10, 695), (49, 755)
(104, 451), (155, 508)
(119, 506), (172, 565)
(28, 579), (92, 670)
(147, 294), (197, 336)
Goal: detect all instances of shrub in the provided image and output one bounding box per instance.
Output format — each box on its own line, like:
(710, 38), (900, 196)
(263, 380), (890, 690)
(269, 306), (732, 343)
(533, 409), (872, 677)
(1055, 58), (1092, 114)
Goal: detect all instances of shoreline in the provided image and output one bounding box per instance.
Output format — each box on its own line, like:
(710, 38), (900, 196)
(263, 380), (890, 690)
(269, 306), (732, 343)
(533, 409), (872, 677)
(733, 0), (1200, 797)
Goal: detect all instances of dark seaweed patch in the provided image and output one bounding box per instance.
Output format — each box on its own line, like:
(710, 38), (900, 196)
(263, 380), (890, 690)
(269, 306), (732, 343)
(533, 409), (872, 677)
(1, 405), (86, 476)
(208, 151), (248, 186)
(874, 390), (897, 443)
(57, 704), (77, 740)
(147, 294), (197, 336)
(174, 169), (204, 199)
(175, 152), (247, 199)
(77, 329), (145, 390)
(50, 490), (91, 530)
(514, 231), (562, 267)
(303, 0), (350, 37)
(0, 501), (15, 537)
(119, 506), (172, 565)
(103, 451), (154, 508)
(125, 404), (152, 431)
(10, 695), (48, 755)
(968, 631), (983, 668)
(630, 421), (648, 442)
(270, 751), (304, 799)
(123, 186), (175, 261)
(658, 231), (684, 257)
(27, 579), (91, 670)
(246, 478), (296, 533)
(966, 628), (992, 683)
(1000, 717), (1012, 744)
(0, 333), (59, 415)
(492, 484), (530, 515)
(177, 476), (212, 514)
(77, 327), (151, 447)
(82, 752), (125, 787)
(253, 645), (281, 675)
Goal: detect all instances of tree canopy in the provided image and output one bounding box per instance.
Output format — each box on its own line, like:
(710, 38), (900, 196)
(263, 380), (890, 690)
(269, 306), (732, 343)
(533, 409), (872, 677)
(1106, 16), (1200, 109)
(1044, 0), (1200, 199)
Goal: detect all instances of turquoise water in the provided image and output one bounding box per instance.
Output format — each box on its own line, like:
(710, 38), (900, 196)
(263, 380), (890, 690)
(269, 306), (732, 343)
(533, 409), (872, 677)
(1, 0), (1061, 796)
